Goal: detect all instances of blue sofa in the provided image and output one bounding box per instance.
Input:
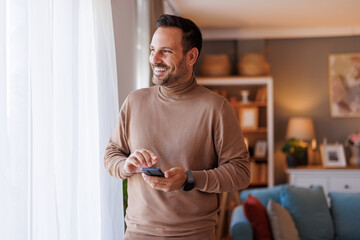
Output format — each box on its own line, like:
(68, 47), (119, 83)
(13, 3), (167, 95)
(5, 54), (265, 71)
(230, 184), (360, 240)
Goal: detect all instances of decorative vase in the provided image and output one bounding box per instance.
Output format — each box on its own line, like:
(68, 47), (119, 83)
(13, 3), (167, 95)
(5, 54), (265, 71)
(240, 90), (249, 103)
(350, 146), (360, 166)
(237, 53), (270, 76)
(200, 54), (231, 76)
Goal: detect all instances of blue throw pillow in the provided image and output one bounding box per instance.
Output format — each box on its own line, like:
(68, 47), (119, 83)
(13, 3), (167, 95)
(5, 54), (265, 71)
(329, 192), (360, 240)
(280, 185), (334, 240)
(240, 184), (285, 206)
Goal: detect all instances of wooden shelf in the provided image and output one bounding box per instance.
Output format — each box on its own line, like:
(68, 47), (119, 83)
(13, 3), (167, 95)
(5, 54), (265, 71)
(243, 127), (267, 133)
(198, 76), (274, 188)
(235, 102), (267, 107)
(199, 76), (274, 240)
(250, 157), (268, 162)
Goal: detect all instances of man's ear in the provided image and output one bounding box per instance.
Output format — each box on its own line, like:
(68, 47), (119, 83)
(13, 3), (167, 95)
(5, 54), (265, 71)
(187, 47), (199, 67)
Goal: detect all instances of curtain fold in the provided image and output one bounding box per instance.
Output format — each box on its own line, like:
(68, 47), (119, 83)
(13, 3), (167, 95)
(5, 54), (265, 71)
(0, 0), (124, 239)
(0, 0), (30, 239)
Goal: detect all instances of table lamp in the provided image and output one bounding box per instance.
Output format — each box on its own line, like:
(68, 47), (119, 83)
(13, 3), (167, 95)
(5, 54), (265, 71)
(286, 117), (315, 141)
(285, 117), (315, 166)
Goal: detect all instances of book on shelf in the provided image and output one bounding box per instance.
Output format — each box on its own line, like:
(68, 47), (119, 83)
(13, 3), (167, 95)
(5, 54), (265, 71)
(259, 164), (268, 184)
(249, 161), (268, 185)
(255, 87), (267, 102)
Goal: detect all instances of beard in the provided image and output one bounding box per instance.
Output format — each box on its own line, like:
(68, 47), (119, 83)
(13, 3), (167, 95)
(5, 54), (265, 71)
(151, 57), (187, 87)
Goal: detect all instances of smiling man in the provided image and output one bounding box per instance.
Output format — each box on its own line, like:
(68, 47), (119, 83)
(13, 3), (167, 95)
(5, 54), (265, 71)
(104, 14), (250, 239)
(150, 26), (195, 87)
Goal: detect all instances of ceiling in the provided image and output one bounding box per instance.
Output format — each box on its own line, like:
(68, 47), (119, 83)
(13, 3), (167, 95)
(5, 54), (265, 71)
(164, 0), (360, 39)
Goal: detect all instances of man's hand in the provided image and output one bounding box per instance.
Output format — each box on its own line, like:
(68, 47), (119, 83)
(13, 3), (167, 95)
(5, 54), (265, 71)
(124, 149), (159, 174)
(142, 167), (187, 192)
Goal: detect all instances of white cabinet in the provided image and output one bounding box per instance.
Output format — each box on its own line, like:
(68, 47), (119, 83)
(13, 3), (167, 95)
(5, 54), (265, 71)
(197, 76), (274, 187)
(286, 167), (360, 196)
(328, 177), (360, 192)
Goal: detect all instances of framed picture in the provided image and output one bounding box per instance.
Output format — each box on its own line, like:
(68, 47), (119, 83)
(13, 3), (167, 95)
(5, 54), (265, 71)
(320, 143), (347, 168)
(254, 140), (267, 158)
(328, 53), (360, 118)
(239, 107), (258, 130)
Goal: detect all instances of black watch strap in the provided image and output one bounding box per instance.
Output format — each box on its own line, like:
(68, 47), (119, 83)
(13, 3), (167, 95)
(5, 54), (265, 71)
(182, 170), (195, 191)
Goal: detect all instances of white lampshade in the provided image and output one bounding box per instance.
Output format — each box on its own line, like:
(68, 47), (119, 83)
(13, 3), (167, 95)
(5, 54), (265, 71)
(286, 117), (315, 141)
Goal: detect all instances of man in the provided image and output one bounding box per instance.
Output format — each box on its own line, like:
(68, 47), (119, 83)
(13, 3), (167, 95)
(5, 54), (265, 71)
(104, 14), (250, 239)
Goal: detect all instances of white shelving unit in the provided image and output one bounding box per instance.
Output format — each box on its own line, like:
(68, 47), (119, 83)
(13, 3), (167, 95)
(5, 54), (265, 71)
(197, 76), (274, 187)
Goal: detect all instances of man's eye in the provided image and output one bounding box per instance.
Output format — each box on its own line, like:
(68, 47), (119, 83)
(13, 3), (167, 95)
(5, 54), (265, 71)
(163, 50), (171, 54)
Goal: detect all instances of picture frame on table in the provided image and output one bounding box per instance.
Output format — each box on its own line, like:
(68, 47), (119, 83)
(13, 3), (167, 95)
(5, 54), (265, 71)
(320, 143), (347, 167)
(254, 140), (267, 158)
(238, 107), (258, 130)
(328, 53), (360, 118)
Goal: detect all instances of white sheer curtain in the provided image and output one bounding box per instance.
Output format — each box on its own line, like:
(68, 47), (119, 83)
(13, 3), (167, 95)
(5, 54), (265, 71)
(0, 0), (124, 239)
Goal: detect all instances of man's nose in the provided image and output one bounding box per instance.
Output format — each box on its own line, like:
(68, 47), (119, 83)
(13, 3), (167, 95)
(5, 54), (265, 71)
(150, 51), (162, 65)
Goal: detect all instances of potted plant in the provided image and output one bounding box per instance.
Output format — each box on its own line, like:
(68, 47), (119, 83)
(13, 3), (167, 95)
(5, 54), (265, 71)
(281, 138), (308, 167)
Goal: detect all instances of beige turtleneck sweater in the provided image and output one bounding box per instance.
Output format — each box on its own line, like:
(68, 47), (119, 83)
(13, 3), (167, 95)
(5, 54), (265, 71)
(104, 77), (250, 239)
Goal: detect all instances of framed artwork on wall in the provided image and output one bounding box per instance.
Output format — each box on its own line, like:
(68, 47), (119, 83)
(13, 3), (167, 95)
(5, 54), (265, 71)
(320, 143), (347, 168)
(238, 107), (258, 130)
(328, 53), (360, 118)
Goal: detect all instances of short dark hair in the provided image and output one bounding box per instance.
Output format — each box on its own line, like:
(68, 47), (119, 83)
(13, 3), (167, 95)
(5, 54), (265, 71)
(156, 14), (202, 57)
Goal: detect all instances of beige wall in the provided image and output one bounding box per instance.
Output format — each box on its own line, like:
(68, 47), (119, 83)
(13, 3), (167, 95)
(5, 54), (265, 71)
(268, 36), (360, 183)
(197, 36), (360, 184)
(111, 0), (137, 107)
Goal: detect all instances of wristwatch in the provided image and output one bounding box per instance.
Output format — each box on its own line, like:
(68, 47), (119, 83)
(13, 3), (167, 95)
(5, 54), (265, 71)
(182, 170), (195, 191)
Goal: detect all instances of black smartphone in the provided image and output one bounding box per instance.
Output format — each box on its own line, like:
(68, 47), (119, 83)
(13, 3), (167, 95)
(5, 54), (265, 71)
(140, 168), (165, 177)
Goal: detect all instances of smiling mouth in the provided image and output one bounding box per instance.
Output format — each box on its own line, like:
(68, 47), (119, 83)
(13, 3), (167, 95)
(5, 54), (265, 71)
(152, 65), (169, 76)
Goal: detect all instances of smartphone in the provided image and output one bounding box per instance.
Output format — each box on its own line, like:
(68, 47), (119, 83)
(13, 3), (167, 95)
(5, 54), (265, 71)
(140, 168), (165, 177)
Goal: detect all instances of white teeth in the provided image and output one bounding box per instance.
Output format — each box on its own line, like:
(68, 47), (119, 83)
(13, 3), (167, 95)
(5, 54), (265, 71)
(154, 67), (167, 72)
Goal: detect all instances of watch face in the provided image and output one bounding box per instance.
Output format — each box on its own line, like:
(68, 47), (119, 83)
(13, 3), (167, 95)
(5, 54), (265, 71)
(183, 181), (195, 191)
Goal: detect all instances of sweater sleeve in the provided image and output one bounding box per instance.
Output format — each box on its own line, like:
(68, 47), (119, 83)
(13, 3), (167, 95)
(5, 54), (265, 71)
(193, 100), (251, 193)
(104, 97), (133, 179)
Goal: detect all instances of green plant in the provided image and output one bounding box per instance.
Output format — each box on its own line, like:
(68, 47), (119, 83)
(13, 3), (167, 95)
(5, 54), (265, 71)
(281, 138), (307, 159)
(123, 178), (128, 216)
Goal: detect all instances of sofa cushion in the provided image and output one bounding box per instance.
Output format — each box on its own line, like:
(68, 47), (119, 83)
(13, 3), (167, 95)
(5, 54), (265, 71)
(241, 184), (284, 206)
(243, 194), (273, 240)
(329, 192), (360, 240)
(280, 185), (334, 240)
(230, 205), (253, 240)
(266, 199), (300, 240)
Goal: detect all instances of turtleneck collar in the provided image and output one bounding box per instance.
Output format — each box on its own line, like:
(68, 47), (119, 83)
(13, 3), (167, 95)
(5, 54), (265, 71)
(158, 75), (198, 100)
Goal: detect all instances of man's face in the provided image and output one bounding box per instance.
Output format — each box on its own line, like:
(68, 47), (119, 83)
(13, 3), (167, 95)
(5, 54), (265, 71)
(149, 27), (190, 86)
